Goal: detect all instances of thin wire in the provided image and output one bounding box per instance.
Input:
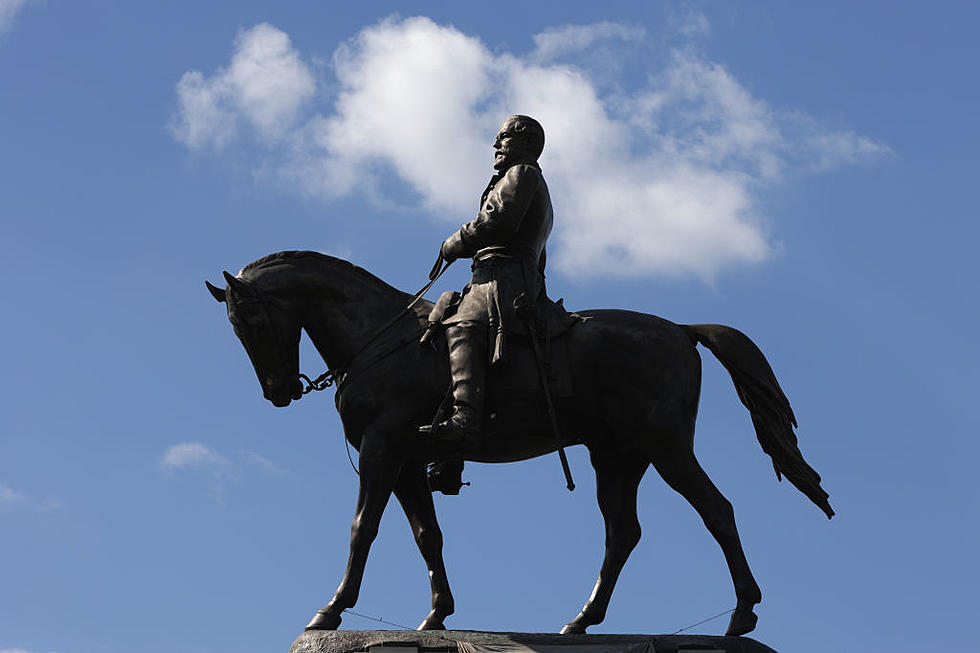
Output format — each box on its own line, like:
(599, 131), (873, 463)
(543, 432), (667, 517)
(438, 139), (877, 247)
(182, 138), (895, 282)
(344, 605), (734, 639)
(670, 607), (735, 635)
(342, 608), (413, 630)
(341, 608), (461, 647)
(345, 436), (360, 476)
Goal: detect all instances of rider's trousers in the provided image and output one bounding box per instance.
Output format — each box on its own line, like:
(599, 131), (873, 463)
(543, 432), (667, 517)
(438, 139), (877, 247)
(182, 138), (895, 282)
(446, 322), (488, 428)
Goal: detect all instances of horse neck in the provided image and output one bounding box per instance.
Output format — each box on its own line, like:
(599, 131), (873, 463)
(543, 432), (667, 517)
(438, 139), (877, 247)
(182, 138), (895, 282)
(292, 264), (410, 373)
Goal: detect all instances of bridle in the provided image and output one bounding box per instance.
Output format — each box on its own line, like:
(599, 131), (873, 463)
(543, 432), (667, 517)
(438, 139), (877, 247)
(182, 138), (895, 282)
(298, 370), (337, 394)
(230, 291), (301, 396)
(296, 260), (452, 396)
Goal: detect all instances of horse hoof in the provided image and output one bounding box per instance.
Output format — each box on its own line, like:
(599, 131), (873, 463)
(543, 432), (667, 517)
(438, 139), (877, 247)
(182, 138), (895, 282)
(725, 607), (758, 637)
(560, 622), (587, 635)
(417, 609), (448, 631)
(305, 609), (342, 631)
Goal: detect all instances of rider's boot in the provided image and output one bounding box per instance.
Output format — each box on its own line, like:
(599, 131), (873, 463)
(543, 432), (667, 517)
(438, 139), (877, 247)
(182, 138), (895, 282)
(420, 324), (486, 440)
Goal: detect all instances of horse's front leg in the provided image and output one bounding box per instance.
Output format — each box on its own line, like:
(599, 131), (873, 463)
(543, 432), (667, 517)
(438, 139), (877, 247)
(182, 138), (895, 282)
(394, 462), (455, 630)
(305, 452), (402, 631)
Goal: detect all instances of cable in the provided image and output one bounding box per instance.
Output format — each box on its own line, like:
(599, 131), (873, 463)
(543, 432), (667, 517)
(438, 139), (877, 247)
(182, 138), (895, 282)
(340, 609), (461, 647)
(345, 435), (360, 476)
(342, 608), (414, 630)
(343, 605), (735, 639)
(670, 607), (735, 635)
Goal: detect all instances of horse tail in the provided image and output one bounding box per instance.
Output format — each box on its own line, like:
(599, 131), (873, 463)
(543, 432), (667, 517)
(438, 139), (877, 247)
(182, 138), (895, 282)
(682, 324), (834, 519)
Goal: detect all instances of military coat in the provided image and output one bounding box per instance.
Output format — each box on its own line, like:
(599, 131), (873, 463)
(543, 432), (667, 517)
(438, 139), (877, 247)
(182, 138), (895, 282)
(440, 159), (554, 360)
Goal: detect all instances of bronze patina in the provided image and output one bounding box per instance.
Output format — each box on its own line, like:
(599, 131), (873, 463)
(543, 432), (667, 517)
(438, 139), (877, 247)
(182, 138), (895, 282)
(207, 258), (832, 637)
(206, 116), (832, 638)
(420, 115), (553, 441)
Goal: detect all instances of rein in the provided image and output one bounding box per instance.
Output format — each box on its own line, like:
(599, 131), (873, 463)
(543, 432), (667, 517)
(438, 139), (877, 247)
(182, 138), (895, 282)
(297, 261), (451, 395)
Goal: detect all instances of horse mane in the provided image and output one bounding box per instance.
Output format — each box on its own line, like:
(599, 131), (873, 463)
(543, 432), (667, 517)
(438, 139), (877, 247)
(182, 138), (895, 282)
(239, 250), (400, 293)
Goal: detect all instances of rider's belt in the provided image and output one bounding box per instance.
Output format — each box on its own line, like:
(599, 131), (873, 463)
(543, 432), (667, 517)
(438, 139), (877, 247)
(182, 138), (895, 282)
(473, 244), (537, 263)
(470, 254), (532, 285)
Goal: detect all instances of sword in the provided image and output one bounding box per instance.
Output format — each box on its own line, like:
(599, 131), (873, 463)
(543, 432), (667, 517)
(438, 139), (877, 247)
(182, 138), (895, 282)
(519, 296), (575, 491)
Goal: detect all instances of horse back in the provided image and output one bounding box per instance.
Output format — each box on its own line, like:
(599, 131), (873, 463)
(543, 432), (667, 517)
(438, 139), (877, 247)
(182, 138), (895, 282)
(569, 308), (700, 375)
(562, 309), (703, 444)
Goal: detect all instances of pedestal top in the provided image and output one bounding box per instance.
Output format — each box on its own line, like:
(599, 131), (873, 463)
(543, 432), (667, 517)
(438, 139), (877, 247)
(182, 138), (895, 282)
(288, 630), (777, 653)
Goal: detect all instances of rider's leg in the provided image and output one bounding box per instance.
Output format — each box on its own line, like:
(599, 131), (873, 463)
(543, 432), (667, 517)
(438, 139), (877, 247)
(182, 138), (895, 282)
(421, 322), (488, 438)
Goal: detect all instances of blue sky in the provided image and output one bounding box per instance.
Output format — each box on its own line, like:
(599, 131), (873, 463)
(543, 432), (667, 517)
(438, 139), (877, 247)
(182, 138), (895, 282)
(2, 2), (978, 652)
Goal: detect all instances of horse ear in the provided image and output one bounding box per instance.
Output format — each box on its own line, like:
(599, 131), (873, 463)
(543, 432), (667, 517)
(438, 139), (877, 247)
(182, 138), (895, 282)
(205, 280), (226, 303)
(222, 270), (253, 296)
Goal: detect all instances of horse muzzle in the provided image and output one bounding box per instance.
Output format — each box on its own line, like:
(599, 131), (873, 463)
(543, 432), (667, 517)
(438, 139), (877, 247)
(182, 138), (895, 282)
(264, 377), (303, 407)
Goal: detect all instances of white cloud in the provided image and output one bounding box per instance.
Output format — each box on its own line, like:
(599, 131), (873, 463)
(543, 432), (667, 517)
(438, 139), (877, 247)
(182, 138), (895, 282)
(0, 483), (29, 506)
(1, 483), (62, 512)
(160, 443), (286, 505)
(0, 0), (32, 33)
(668, 8), (712, 38)
(628, 51), (785, 180)
(172, 16), (889, 280)
(531, 21), (645, 61)
(300, 16), (494, 208)
(160, 442), (228, 469)
(161, 443), (284, 475)
(240, 449), (286, 474)
(801, 123), (893, 171)
(171, 23), (315, 148)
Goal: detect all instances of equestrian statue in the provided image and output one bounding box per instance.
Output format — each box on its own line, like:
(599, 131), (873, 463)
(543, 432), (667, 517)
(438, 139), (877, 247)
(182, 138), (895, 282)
(206, 115), (833, 639)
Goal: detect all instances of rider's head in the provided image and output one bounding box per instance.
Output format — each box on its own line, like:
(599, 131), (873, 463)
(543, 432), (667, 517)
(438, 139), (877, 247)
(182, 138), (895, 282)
(493, 115), (545, 170)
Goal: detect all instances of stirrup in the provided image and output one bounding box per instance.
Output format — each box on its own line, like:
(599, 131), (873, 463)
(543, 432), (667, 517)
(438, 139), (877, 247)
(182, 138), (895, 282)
(427, 460), (469, 495)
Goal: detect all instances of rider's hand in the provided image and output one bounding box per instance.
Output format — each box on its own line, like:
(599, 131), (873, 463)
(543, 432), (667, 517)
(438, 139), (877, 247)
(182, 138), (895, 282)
(439, 240), (455, 263)
(440, 231), (465, 263)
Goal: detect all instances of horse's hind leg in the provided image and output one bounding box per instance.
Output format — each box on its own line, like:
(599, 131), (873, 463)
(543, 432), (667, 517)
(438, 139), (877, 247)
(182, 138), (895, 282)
(651, 446), (762, 637)
(393, 462), (455, 630)
(561, 448), (648, 634)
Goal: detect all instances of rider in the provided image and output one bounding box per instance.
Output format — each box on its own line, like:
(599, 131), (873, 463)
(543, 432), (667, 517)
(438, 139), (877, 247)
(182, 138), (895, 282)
(421, 115), (553, 439)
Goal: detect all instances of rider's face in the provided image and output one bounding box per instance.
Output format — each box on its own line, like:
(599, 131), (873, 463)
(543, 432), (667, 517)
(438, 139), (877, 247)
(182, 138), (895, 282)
(493, 119), (533, 170)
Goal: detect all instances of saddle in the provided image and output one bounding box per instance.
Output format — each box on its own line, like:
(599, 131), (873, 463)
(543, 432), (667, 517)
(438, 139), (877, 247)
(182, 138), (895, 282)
(421, 290), (581, 400)
(422, 292), (582, 495)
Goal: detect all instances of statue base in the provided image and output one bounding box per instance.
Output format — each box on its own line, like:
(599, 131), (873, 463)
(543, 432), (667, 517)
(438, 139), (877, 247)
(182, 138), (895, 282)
(288, 629), (777, 653)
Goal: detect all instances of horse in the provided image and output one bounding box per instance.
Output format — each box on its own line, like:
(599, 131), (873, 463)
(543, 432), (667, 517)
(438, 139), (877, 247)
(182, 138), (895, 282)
(205, 250), (833, 638)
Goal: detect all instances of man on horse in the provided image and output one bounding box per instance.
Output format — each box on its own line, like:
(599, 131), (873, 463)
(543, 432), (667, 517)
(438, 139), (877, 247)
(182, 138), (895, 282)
(421, 115), (553, 440)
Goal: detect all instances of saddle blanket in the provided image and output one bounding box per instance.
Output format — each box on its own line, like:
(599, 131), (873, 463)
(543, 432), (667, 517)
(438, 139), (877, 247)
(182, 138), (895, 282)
(487, 331), (574, 401)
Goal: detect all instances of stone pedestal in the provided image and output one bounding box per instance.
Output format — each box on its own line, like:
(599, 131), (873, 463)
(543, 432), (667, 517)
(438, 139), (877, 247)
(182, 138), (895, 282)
(288, 630), (777, 653)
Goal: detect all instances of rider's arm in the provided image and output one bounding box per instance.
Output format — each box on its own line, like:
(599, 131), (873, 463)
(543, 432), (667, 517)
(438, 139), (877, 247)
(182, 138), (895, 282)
(441, 165), (541, 260)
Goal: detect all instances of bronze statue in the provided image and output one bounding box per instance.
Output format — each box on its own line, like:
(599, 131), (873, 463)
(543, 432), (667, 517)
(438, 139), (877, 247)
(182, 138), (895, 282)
(420, 115), (553, 440)
(206, 247), (833, 637)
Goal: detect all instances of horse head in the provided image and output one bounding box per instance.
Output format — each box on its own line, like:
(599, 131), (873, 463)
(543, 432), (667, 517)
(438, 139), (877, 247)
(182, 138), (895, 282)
(207, 270), (303, 407)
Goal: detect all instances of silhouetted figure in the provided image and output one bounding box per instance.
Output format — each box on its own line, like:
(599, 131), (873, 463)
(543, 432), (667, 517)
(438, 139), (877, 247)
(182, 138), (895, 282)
(420, 115), (552, 440)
